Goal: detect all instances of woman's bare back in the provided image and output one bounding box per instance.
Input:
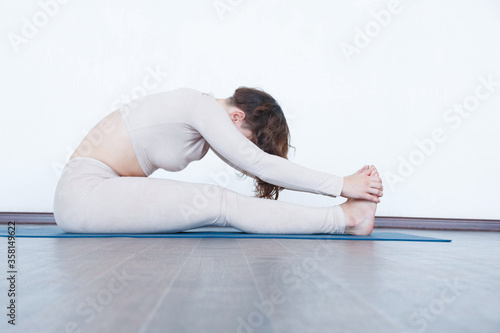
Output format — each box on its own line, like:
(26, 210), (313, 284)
(70, 109), (146, 177)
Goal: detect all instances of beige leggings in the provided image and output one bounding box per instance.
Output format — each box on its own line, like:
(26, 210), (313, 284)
(53, 157), (345, 234)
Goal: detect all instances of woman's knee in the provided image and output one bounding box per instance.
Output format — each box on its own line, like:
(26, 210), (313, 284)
(176, 183), (226, 223)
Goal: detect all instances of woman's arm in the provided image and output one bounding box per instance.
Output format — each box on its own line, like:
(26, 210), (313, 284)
(189, 91), (344, 197)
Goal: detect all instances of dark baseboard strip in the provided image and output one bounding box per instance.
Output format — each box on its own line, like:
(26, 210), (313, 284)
(0, 212), (56, 224)
(1, 212), (499, 231)
(374, 216), (500, 231)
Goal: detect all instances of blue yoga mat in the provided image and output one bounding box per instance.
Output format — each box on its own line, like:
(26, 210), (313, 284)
(0, 225), (451, 242)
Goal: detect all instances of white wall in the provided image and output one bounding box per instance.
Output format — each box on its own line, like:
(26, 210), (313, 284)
(1, 0), (499, 219)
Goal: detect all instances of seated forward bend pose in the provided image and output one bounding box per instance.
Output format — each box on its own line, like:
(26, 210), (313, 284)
(53, 87), (383, 235)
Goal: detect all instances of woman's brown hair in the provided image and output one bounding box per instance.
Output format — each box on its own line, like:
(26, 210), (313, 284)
(227, 86), (292, 200)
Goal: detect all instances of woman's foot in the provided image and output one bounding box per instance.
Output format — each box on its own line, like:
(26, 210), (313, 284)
(340, 166), (380, 235)
(340, 198), (377, 235)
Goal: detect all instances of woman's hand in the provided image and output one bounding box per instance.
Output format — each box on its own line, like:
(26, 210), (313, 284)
(341, 165), (383, 203)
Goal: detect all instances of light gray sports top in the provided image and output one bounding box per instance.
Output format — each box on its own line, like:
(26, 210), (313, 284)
(119, 87), (344, 197)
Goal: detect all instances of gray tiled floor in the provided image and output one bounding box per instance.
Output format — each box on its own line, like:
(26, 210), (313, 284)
(0, 227), (499, 333)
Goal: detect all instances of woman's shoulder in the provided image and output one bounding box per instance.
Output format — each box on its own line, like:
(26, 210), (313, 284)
(149, 88), (217, 115)
(175, 88), (218, 111)
(172, 87), (214, 98)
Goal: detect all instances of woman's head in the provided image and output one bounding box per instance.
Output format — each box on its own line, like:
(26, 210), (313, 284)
(227, 86), (292, 200)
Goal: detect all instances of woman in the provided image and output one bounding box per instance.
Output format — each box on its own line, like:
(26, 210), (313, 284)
(53, 87), (383, 235)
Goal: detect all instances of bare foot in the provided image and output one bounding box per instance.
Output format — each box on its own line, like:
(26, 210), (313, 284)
(340, 166), (380, 235)
(340, 198), (377, 235)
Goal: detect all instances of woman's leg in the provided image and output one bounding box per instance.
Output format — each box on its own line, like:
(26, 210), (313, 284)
(220, 187), (345, 234)
(54, 158), (346, 234)
(70, 178), (345, 234)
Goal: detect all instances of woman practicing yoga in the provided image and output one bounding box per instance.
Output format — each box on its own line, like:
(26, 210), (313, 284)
(53, 87), (383, 235)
